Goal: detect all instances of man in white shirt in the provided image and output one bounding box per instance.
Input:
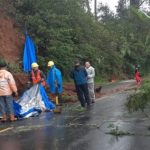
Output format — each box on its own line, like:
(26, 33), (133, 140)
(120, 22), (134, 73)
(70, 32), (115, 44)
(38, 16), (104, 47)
(85, 61), (95, 103)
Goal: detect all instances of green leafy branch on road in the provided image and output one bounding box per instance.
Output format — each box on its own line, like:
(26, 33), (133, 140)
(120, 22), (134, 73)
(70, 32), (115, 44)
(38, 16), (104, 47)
(127, 78), (150, 112)
(106, 124), (134, 136)
(106, 129), (134, 136)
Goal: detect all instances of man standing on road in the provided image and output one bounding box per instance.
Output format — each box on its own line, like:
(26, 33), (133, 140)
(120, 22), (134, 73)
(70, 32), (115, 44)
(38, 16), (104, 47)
(47, 61), (63, 104)
(85, 61), (95, 103)
(70, 60), (91, 107)
(0, 62), (18, 122)
(30, 62), (46, 87)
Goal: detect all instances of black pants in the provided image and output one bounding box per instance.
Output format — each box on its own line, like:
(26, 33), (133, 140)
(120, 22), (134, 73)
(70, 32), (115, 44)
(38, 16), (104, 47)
(75, 83), (91, 107)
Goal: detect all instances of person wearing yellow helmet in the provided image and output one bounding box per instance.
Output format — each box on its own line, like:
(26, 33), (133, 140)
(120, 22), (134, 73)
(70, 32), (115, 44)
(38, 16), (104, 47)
(47, 61), (63, 103)
(29, 62), (46, 86)
(47, 61), (54, 67)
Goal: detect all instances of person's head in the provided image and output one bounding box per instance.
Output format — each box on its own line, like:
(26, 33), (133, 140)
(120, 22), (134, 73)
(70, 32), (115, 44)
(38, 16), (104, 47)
(0, 62), (7, 70)
(135, 67), (138, 72)
(74, 60), (80, 67)
(47, 61), (54, 68)
(31, 62), (39, 71)
(85, 61), (91, 68)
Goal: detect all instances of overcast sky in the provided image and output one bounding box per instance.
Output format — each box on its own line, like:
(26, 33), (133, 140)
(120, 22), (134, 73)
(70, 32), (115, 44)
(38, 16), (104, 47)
(90, 0), (150, 13)
(97, 0), (119, 11)
(90, 0), (119, 13)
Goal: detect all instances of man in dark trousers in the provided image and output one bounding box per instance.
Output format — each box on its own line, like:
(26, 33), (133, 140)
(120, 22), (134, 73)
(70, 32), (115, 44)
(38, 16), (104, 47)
(70, 60), (91, 107)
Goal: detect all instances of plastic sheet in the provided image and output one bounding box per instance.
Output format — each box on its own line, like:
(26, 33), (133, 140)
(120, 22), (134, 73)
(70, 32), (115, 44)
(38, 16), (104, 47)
(14, 84), (55, 118)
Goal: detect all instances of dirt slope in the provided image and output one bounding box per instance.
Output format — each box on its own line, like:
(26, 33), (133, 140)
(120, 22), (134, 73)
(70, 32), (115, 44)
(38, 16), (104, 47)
(0, 9), (28, 93)
(0, 11), (24, 63)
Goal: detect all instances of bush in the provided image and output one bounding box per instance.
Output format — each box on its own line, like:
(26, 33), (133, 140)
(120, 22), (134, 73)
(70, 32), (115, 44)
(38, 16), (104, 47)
(0, 57), (21, 73)
(127, 78), (150, 112)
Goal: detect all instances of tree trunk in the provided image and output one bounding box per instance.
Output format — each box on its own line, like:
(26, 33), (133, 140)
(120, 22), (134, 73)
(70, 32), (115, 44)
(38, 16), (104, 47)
(130, 0), (140, 8)
(86, 0), (91, 13)
(94, 0), (97, 20)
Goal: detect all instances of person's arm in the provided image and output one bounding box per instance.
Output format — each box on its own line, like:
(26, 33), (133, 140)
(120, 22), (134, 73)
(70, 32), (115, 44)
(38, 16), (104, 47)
(40, 70), (46, 81)
(70, 70), (74, 79)
(55, 69), (62, 87)
(7, 73), (18, 96)
(29, 71), (32, 82)
(83, 68), (88, 77)
(88, 68), (95, 78)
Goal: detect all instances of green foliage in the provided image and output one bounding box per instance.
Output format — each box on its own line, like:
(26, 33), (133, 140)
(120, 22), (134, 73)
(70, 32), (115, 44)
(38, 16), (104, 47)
(3, 0), (149, 79)
(0, 57), (21, 73)
(0, 57), (6, 65)
(106, 128), (134, 136)
(127, 78), (150, 112)
(106, 124), (134, 136)
(7, 63), (22, 73)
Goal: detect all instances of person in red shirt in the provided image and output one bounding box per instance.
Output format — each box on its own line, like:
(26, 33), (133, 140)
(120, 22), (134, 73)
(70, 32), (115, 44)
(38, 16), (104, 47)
(135, 68), (141, 85)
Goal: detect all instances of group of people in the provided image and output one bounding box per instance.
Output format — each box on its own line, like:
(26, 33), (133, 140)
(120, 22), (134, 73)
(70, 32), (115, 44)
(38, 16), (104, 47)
(31, 60), (96, 108)
(30, 61), (63, 95)
(0, 59), (95, 122)
(30, 61), (63, 104)
(0, 60), (62, 122)
(71, 60), (95, 108)
(0, 58), (141, 122)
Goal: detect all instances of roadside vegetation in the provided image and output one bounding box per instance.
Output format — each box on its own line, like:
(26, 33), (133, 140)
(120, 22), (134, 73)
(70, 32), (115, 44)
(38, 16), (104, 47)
(0, 57), (21, 73)
(0, 0), (149, 80)
(127, 77), (150, 112)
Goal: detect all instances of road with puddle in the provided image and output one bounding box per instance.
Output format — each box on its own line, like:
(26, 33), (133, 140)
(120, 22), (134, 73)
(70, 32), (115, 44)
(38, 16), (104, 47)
(1, 80), (150, 150)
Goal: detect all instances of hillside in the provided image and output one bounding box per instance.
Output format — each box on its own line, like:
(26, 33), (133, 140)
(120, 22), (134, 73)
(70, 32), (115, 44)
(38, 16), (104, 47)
(0, 10), (24, 63)
(0, 7), (29, 93)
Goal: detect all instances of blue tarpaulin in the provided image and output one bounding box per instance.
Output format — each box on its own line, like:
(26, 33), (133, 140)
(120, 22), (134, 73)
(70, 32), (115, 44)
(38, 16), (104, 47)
(23, 34), (37, 73)
(14, 84), (55, 118)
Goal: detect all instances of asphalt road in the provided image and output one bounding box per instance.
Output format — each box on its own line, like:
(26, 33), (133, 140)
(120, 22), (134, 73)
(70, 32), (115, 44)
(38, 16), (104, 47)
(1, 80), (150, 150)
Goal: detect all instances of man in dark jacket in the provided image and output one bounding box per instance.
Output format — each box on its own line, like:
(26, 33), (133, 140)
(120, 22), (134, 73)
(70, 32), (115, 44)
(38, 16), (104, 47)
(70, 61), (91, 107)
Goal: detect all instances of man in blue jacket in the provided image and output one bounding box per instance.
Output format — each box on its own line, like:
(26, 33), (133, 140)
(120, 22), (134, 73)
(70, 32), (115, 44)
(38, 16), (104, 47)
(70, 60), (91, 107)
(47, 61), (63, 104)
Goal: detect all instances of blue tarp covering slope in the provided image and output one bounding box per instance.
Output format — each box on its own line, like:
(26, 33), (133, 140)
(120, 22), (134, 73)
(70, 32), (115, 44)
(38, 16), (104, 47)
(23, 34), (37, 73)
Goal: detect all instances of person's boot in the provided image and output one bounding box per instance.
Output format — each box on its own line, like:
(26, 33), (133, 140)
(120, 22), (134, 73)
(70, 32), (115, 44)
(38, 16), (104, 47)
(1, 113), (7, 122)
(9, 114), (17, 122)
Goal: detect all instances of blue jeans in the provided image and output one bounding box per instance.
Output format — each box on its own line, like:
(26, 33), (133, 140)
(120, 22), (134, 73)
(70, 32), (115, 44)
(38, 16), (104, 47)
(0, 95), (14, 115)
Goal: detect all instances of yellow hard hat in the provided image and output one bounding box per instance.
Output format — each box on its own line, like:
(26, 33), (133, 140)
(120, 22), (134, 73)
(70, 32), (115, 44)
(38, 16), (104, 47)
(47, 61), (54, 67)
(31, 62), (39, 68)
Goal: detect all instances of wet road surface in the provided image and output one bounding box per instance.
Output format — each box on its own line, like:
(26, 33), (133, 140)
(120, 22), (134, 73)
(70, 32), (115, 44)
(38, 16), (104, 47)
(1, 80), (150, 150)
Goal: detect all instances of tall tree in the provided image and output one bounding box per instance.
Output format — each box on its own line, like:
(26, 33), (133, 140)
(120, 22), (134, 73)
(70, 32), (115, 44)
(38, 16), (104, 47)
(117, 0), (127, 17)
(130, 0), (140, 8)
(130, 0), (150, 8)
(94, 0), (97, 19)
(7, 0), (150, 79)
(85, 0), (91, 13)
(98, 3), (114, 22)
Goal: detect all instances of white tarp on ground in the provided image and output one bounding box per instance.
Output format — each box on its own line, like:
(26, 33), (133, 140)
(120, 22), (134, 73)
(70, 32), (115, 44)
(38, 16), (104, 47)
(14, 84), (55, 118)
